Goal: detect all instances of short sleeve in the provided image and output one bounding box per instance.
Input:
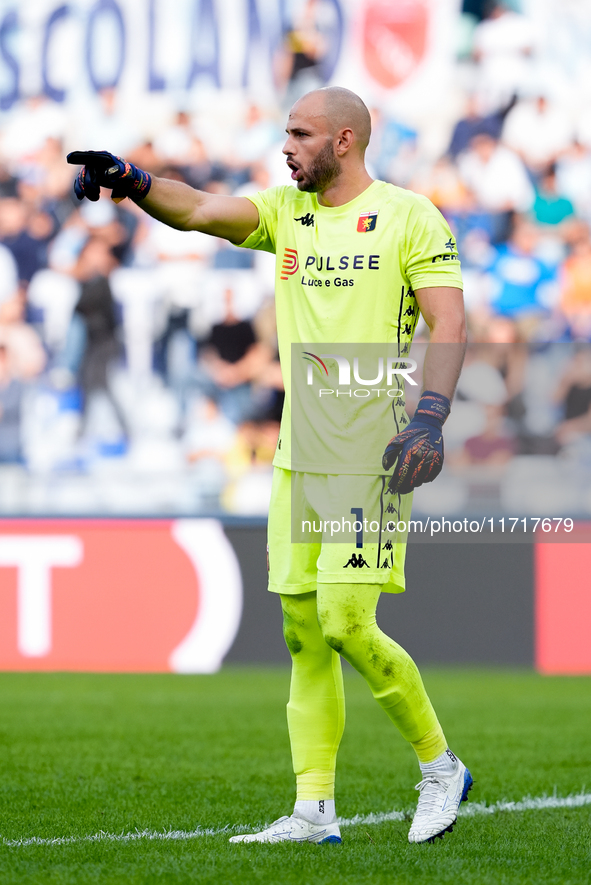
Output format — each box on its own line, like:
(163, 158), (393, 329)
(236, 187), (283, 255)
(405, 195), (463, 291)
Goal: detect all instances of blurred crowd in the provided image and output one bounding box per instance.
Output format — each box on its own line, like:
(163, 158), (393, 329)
(1, 0), (591, 516)
(0, 92), (285, 514)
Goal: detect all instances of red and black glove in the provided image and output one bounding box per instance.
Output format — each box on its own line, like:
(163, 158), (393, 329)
(67, 150), (151, 203)
(382, 390), (451, 494)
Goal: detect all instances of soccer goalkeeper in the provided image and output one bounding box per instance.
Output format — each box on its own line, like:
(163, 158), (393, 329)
(68, 86), (470, 845)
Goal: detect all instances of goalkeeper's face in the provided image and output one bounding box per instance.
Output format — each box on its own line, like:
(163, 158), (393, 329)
(283, 98), (342, 193)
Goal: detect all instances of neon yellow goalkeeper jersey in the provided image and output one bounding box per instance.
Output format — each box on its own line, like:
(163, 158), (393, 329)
(239, 179), (463, 474)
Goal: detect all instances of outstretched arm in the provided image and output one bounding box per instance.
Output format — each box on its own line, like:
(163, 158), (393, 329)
(67, 150), (260, 245)
(140, 176), (260, 244)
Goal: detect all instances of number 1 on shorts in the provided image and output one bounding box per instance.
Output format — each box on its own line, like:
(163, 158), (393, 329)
(351, 508), (363, 548)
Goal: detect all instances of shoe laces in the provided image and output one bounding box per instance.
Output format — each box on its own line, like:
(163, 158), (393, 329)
(266, 815), (305, 835)
(414, 776), (447, 814)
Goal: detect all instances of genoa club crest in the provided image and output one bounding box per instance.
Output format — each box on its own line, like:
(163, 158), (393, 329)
(357, 211), (378, 232)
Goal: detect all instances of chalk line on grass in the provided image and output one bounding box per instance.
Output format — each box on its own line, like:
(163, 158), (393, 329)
(457, 790), (591, 818)
(338, 789), (591, 827)
(2, 790), (590, 847)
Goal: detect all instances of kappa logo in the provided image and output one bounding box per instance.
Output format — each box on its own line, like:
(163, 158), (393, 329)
(280, 247), (299, 280)
(343, 553), (369, 568)
(357, 211), (378, 232)
(294, 213), (314, 227)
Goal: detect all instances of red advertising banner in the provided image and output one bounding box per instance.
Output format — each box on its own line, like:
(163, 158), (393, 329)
(0, 519), (242, 673)
(535, 542), (591, 674)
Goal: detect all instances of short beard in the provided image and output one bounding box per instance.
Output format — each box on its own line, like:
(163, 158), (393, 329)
(299, 141), (341, 193)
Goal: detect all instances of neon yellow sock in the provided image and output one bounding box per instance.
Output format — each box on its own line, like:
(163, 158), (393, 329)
(281, 591), (345, 801)
(316, 583), (446, 763)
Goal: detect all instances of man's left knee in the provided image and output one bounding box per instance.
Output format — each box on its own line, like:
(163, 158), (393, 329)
(317, 606), (364, 656)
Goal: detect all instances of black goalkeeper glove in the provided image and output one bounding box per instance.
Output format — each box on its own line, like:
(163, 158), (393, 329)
(382, 390), (451, 495)
(67, 150), (152, 203)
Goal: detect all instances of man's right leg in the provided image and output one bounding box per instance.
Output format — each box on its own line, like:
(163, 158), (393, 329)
(230, 467), (344, 844)
(282, 591), (345, 810)
(229, 590), (345, 844)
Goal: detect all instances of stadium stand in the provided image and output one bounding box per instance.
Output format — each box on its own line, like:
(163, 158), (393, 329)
(1, 0), (591, 518)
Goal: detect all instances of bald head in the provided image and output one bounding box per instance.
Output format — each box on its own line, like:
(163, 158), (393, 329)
(284, 86), (373, 198)
(292, 87), (372, 155)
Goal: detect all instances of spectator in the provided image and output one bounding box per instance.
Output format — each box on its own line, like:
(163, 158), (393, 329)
(234, 104), (281, 167)
(197, 287), (267, 423)
(0, 290), (46, 381)
(0, 344), (24, 463)
(275, 0), (328, 101)
(65, 237), (126, 434)
(0, 242), (19, 304)
(532, 165), (575, 232)
(153, 111), (196, 164)
(34, 137), (75, 207)
(0, 163), (18, 199)
(152, 114), (216, 191)
(554, 347), (591, 446)
(460, 404), (516, 465)
(0, 96), (65, 167)
(472, 2), (536, 110)
(556, 142), (591, 222)
(177, 138), (214, 192)
(227, 418), (279, 470)
(447, 92), (513, 158)
(140, 202), (217, 384)
(367, 107), (417, 181)
(457, 133), (535, 215)
(502, 95), (574, 177)
(79, 197), (135, 266)
(410, 156), (472, 215)
(0, 197), (54, 284)
(183, 396), (237, 509)
(234, 161), (272, 198)
(486, 215), (557, 324)
(455, 133), (534, 243)
(70, 87), (139, 158)
(559, 224), (591, 339)
(128, 141), (169, 178)
(221, 417), (278, 514)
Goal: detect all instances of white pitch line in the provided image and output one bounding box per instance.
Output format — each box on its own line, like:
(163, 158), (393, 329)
(338, 789), (591, 827)
(1, 827), (226, 848)
(457, 790), (591, 818)
(2, 791), (590, 848)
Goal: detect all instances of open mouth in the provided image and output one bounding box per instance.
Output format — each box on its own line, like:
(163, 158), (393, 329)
(287, 160), (303, 181)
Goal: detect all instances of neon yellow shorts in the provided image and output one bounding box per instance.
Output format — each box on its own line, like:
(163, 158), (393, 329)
(267, 467), (412, 595)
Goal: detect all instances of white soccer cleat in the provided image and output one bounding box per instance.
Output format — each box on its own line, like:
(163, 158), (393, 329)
(408, 759), (473, 844)
(229, 814), (342, 844)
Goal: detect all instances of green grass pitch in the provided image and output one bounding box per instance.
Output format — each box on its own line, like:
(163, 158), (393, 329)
(0, 667), (589, 884)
